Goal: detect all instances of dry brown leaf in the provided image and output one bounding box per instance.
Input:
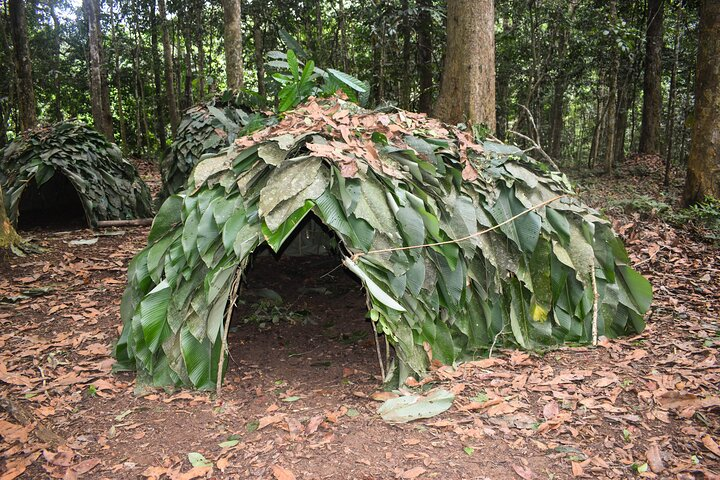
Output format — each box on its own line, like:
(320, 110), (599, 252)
(512, 464), (535, 479)
(141, 466), (169, 480)
(258, 414), (285, 430)
(646, 444), (665, 473)
(571, 462), (584, 477)
(399, 466), (426, 479)
(272, 465), (297, 480)
(305, 415), (324, 435)
(370, 391), (399, 401)
(542, 400), (559, 420)
(702, 435), (720, 456)
(216, 456), (231, 473)
(177, 466), (212, 480)
(63, 458), (101, 480)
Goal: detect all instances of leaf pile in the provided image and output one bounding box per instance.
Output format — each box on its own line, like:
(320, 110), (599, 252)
(115, 96), (651, 389)
(160, 91), (275, 199)
(0, 122), (153, 227)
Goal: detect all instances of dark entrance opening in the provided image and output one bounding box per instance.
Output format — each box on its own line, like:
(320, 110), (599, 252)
(17, 173), (87, 231)
(227, 214), (385, 397)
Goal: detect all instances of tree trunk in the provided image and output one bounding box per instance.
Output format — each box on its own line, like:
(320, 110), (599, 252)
(221, 0), (243, 91)
(416, 0), (433, 114)
(639, 0), (664, 155)
(253, 20), (266, 101)
(434, 0), (495, 130)
(149, 0), (166, 148)
(158, 0), (179, 136)
(84, 0), (113, 140)
(8, 0), (37, 131)
(400, 0), (412, 109)
(110, 0), (127, 152)
(195, 1), (206, 98)
(48, 3), (63, 122)
(683, 0), (720, 205)
(604, 0), (619, 173)
(663, 11), (681, 187)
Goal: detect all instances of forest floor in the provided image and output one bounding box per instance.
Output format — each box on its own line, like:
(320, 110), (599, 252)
(0, 156), (719, 480)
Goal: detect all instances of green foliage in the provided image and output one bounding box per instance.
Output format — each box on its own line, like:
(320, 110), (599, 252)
(0, 122), (153, 227)
(114, 97), (651, 390)
(268, 50), (370, 111)
(159, 92), (276, 199)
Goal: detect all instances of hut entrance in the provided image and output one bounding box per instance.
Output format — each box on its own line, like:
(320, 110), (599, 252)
(226, 214), (384, 391)
(17, 174), (86, 230)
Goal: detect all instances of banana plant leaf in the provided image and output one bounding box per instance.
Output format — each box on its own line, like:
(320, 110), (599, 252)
(115, 97), (652, 390)
(0, 122), (153, 227)
(159, 91), (276, 200)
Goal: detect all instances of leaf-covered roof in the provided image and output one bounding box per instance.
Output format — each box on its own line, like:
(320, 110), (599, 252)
(115, 97), (651, 390)
(160, 92), (275, 199)
(0, 122), (153, 227)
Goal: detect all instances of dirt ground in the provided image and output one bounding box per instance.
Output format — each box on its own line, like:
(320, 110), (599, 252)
(1, 159), (719, 480)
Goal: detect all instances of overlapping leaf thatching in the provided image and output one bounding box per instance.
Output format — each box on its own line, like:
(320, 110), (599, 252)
(160, 92), (275, 199)
(0, 122), (153, 227)
(115, 97), (652, 390)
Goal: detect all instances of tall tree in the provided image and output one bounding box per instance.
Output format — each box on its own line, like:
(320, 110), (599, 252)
(639, 0), (664, 155)
(416, 0), (433, 113)
(434, 0), (496, 130)
(221, 0), (243, 91)
(8, 0), (37, 131)
(84, 0), (114, 140)
(683, 0), (720, 205)
(158, 0), (179, 135)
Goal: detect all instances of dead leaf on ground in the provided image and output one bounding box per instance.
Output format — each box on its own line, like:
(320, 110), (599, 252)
(646, 444), (665, 473)
(272, 465), (297, 480)
(512, 464), (535, 479)
(702, 435), (720, 456)
(398, 466), (426, 479)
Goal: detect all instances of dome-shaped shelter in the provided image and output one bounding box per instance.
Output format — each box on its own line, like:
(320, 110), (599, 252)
(1, 122), (153, 228)
(160, 92), (275, 199)
(114, 97), (651, 390)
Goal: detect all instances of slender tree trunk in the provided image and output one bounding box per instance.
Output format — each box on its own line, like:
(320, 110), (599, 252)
(158, 0), (179, 136)
(195, 1), (205, 97)
(416, 0), (433, 113)
(400, 0), (411, 109)
(8, 0), (36, 131)
(221, 0), (243, 91)
(663, 11), (681, 187)
(434, 0), (495, 130)
(639, 0), (664, 155)
(338, 0), (347, 71)
(683, 0), (720, 205)
(604, 0), (619, 173)
(48, 3), (63, 122)
(548, 79), (567, 160)
(149, 0), (166, 148)
(110, 0), (127, 152)
(84, 0), (113, 140)
(253, 20), (265, 100)
(182, 24), (193, 110)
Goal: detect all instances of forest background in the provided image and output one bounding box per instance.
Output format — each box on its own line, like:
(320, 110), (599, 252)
(0, 0), (713, 203)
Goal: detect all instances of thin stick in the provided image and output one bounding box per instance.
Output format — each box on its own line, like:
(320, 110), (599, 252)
(488, 326), (505, 358)
(352, 194), (567, 262)
(367, 298), (386, 381)
(507, 129), (560, 171)
(216, 267), (243, 395)
(591, 266), (599, 346)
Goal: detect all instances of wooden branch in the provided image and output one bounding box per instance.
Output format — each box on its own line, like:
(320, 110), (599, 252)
(95, 218), (153, 228)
